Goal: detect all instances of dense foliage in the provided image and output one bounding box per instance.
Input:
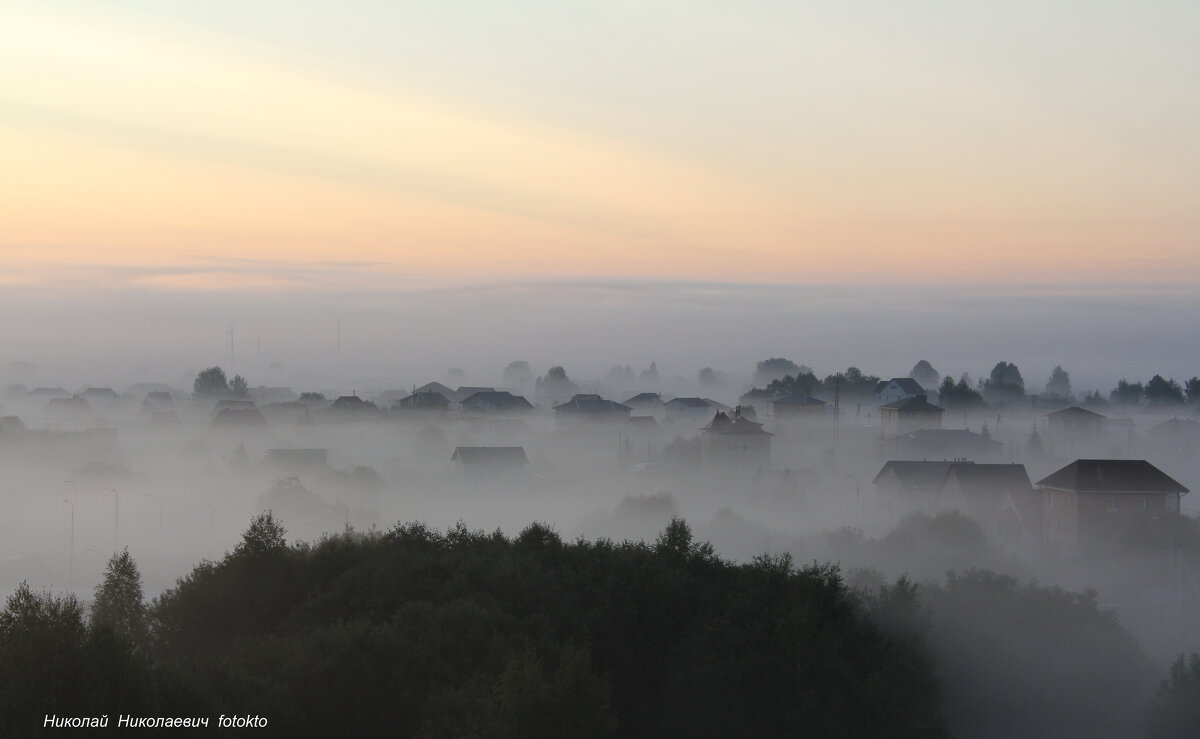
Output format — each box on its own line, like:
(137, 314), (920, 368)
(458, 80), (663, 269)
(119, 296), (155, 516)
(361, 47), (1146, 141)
(0, 515), (948, 738)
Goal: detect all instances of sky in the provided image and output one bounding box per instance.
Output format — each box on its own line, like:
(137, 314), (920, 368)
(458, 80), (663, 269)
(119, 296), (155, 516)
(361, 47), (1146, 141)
(1, 1), (1198, 388)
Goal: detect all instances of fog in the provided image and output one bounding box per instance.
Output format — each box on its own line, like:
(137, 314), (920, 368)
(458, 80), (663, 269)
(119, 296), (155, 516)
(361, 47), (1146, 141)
(2, 316), (1200, 735)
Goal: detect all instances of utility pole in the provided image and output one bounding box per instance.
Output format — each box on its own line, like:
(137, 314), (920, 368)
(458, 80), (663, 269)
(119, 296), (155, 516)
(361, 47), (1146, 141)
(63, 481), (76, 590)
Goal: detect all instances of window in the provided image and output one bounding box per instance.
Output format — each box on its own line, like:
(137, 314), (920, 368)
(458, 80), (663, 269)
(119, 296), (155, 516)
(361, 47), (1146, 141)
(1108, 496), (1118, 512)
(1167, 494), (1179, 513)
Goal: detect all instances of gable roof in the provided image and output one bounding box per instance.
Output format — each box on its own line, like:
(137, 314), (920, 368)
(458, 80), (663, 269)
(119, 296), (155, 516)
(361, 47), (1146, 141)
(1046, 406), (1106, 420)
(554, 394), (632, 414)
(1036, 459), (1189, 494)
(414, 381), (455, 397)
(946, 463), (1034, 494)
(872, 460), (958, 489)
(665, 396), (713, 409)
(702, 411), (772, 436)
(773, 394), (826, 406)
(880, 395), (944, 413)
(1147, 418), (1200, 437)
(623, 392), (662, 406)
(450, 446), (529, 465)
(460, 390), (533, 411)
(881, 377), (925, 394)
(393, 391), (450, 409)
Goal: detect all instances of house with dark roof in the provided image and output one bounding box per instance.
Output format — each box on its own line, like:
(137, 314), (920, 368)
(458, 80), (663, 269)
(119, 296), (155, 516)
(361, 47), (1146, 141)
(772, 394), (827, 419)
(623, 392), (663, 416)
(1037, 459), (1189, 549)
(700, 410), (772, 470)
(879, 395), (944, 435)
(874, 460), (1039, 539)
(875, 378), (926, 404)
(1045, 406), (1106, 435)
(414, 381), (455, 397)
(664, 397), (730, 424)
(942, 463), (1040, 541)
(451, 446), (529, 475)
(45, 395), (94, 420)
(81, 387), (119, 404)
(212, 407), (269, 427)
(449, 386), (495, 403)
(873, 460), (958, 509)
(554, 394), (632, 428)
(459, 390), (534, 416)
(392, 391), (451, 415)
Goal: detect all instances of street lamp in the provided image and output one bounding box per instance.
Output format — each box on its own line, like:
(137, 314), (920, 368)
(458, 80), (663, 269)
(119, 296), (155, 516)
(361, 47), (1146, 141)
(844, 474), (862, 523)
(62, 498), (74, 591)
(206, 504), (215, 560)
(62, 481), (77, 590)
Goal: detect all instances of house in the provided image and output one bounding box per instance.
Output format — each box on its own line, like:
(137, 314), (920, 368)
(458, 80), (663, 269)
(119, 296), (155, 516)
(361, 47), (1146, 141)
(44, 395), (94, 420)
(623, 392), (663, 416)
(451, 446), (529, 475)
(888, 428), (1001, 459)
(322, 395), (381, 421)
(664, 397), (730, 424)
(875, 378), (926, 404)
(700, 410), (772, 471)
(1146, 417), (1200, 442)
(873, 460), (958, 510)
(414, 381), (455, 398)
(873, 460), (1039, 539)
(449, 386), (495, 403)
(392, 391), (451, 414)
(554, 394), (632, 428)
(942, 463), (1040, 541)
(81, 387), (119, 405)
(772, 395), (827, 418)
(879, 395), (944, 435)
(1045, 406), (1106, 435)
(1038, 459), (1189, 550)
(212, 407), (268, 427)
(459, 390), (534, 415)
(210, 399), (258, 417)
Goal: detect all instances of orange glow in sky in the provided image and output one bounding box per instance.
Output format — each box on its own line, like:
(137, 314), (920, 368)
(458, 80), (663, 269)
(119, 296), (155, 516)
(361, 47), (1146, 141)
(3, 2), (1198, 290)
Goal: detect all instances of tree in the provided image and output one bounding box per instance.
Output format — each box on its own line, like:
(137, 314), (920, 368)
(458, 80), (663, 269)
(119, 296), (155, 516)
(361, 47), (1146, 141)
(91, 548), (147, 648)
(535, 366), (578, 403)
(765, 371), (819, 398)
(1026, 426), (1043, 456)
(984, 361), (1024, 402)
(753, 358), (806, 385)
(229, 374), (248, 398)
(1186, 377), (1200, 405)
(1146, 653), (1200, 738)
(1145, 375), (1185, 405)
(697, 367), (719, 387)
(1110, 379), (1145, 407)
(501, 361), (533, 388)
(234, 511), (287, 557)
(299, 391), (326, 404)
(1045, 365), (1071, 399)
(639, 362), (659, 383)
(192, 366), (229, 397)
(939, 374), (984, 409)
(910, 360), (940, 390)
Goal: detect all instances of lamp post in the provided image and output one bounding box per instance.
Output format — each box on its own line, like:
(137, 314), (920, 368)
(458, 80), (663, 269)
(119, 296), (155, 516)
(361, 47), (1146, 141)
(62, 481), (77, 590)
(63, 498), (74, 591)
(206, 504), (215, 560)
(844, 474), (862, 523)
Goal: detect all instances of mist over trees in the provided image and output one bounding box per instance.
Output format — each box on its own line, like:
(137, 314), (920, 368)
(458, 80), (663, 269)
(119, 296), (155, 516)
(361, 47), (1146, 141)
(909, 360), (940, 390)
(192, 367), (228, 398)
